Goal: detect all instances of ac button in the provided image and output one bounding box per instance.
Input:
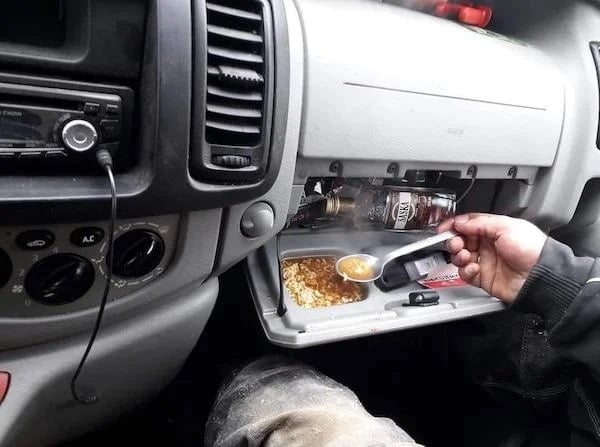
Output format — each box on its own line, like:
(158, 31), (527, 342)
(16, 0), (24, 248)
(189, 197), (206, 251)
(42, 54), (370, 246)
(70, 227), (105, 248)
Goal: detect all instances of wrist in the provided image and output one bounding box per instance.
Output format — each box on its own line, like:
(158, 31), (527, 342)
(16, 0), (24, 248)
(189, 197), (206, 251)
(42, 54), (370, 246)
(511, 238), (594, 329)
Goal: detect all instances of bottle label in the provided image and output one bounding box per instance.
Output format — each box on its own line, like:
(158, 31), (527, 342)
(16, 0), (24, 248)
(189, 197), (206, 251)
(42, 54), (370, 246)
(386, 191), (433, 230)
(367, 189), (389, 224)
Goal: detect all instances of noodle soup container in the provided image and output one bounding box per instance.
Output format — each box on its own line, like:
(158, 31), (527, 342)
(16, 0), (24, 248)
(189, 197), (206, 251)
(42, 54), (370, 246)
(281, 252), (369, 309)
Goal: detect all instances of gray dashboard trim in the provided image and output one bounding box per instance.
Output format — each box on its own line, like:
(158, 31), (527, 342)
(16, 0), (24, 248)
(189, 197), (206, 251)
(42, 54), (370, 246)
(510, 1), (600, 228)
(0, 0), (291, 225)
(0, 209), (221, 350)
(0, 278), (219, 447)
(214, 0), (303, 274)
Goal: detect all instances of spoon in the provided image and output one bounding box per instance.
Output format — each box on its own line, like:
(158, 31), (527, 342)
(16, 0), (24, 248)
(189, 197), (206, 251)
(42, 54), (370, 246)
(335, 230), (457, 283)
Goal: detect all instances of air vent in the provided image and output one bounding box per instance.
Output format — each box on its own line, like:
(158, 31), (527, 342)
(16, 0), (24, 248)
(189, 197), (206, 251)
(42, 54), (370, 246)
(193, 0), (274, 183)
(206, 0), (266, 147)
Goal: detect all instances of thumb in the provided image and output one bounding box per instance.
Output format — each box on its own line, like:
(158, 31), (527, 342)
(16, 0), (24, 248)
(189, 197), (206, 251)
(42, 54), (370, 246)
(453, 213), (510, 241)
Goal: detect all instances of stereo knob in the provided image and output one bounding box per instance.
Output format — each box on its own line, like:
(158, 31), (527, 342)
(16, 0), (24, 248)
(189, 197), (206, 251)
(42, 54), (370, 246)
(111, 230), (165, 278)
(0, 249), (12, 290)
(61, 120), (98, 152)
(25, 254), (95, 305)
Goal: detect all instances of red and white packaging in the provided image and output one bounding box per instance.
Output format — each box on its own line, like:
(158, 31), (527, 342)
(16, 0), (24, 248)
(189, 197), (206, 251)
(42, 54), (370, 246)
(417, 263), (467, 289)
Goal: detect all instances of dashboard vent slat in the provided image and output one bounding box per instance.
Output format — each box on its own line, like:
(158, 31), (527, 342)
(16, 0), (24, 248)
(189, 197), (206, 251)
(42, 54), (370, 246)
(207, 102), (262, 118)
(207, 46), (264, 64)
(208, 85), (262, 102)
(206, 120), (261, 134)
(207, 24), (263, 44)
(206, 2), (262, 22)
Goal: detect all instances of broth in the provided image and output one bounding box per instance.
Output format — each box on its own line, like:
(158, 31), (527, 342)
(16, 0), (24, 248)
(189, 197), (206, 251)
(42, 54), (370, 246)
(282, 256), (366, 308)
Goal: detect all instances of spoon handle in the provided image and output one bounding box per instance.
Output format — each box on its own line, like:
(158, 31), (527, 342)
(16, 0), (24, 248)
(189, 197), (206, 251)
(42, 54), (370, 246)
(382, 231), (457, 267)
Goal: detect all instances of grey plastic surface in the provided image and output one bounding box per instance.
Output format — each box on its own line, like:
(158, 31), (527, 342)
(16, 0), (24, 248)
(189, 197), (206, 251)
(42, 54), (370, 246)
(0, 215), (178, 318)
(0, 0), (290, 225)
(0, 0), (146, 80)
(215, 0), (303, 274)
(0, 209), (221, 351)
(246, 231), (504, 348)
(557, 221), (600, 258)
(294, 162), (540, 184)
(491, 0), (600, 228)
(293, 0), (564, 183)
(241, 202), (276, 238)
(0, 278), (218, 447)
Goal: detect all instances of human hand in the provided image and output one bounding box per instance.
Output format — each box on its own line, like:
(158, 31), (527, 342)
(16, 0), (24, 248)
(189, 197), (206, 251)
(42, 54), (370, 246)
(437, 213), (547, 304)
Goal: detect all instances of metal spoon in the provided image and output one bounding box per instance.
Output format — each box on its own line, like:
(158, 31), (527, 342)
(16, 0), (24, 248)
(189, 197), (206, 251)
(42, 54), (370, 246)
(335, 230), (457, 283)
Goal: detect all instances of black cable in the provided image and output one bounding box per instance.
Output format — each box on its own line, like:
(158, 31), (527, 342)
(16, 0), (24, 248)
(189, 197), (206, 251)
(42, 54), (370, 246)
(276, 233), (287, 316)
(70, 149), (117, 404)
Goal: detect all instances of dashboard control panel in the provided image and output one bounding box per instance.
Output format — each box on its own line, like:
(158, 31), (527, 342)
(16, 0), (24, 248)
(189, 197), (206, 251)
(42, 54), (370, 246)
(0, 215), (179, 317)
(0, 81), (131, 166)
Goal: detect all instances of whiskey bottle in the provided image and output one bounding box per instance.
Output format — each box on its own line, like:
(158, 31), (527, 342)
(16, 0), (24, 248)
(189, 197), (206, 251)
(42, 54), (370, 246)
(323, 187), (456, 231)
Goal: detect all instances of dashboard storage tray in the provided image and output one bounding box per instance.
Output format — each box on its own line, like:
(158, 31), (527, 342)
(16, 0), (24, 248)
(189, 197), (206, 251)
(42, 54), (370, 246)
(246, 230), (505, 348)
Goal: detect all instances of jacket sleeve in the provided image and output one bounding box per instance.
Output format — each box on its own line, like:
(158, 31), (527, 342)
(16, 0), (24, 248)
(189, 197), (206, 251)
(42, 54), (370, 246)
(512, 237), (600, 376)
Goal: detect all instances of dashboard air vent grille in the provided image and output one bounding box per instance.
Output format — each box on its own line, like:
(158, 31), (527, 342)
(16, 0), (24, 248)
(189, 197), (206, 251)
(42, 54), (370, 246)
(205, 0), (266, 148)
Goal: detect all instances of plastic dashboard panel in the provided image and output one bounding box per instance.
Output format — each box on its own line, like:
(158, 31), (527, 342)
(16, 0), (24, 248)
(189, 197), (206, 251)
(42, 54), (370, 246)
(214, 0), (303, 274)
(0, 215), (178, 318)
(0, 0), (299, 349)
(0, 277), (219, 447)
(0, 0), (146, 81)
(293, 0), (564, 184)
(0, 0), (288, 444)
(285, 0), (600, 231)
(0, 0), (290, 225)
(1, 0), (600, 444)
(190, 0), (277, 183)
(491, 0), (600, 228)
(0, 209), (221, 351)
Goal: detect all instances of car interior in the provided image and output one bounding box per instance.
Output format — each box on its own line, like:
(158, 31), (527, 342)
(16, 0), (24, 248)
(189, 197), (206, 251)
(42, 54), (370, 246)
(1, 0), (600, 445)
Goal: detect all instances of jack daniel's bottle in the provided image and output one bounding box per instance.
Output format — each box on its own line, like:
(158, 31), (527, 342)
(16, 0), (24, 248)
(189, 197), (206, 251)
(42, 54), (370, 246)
(324, 187), (456, 231)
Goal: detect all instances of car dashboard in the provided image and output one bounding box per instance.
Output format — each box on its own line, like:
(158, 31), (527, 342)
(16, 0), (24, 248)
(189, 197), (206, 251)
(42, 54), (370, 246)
(1, 0), (600, 445)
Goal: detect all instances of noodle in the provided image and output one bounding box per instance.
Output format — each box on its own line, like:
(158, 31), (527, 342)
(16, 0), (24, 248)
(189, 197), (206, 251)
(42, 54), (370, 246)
(282, 256), (366, 308)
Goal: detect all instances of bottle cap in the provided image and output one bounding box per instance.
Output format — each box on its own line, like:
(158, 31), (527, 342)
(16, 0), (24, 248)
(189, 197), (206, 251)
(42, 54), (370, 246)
(323, 196), (355, 216)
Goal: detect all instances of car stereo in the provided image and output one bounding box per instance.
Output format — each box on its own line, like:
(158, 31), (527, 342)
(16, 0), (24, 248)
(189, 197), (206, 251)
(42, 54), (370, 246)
(0, 82), (132, 163)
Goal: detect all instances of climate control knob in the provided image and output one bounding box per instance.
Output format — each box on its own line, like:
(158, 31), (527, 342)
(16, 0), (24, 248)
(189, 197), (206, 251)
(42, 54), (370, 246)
(25, 254), (95, 305)
(0, 249), (12, 290)
(61, 119), (98, 152)
(111, 230), (165, 278)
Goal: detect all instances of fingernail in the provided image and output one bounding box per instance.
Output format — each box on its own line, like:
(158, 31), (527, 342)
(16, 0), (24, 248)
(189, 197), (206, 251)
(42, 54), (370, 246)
(455, 214), (469, 223)
(466, 264), (477, 275)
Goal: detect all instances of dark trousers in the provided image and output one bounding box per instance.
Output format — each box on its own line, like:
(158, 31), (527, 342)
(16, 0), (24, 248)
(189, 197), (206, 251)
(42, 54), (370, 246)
(205, 310), (573, 447)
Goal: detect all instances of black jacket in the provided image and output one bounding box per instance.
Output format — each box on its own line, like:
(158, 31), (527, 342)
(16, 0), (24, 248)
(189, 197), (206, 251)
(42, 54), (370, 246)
(512, 237), (600, 446)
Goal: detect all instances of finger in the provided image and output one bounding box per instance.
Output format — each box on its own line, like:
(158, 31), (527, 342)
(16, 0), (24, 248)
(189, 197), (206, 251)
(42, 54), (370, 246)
(451, 249), (472, 267)
(458, 263), (481, 287)
(453, 213), (509, 240)
(446, 236), (465, 254)
(437, 218), (455, 233)
(466, 236), (479, 252)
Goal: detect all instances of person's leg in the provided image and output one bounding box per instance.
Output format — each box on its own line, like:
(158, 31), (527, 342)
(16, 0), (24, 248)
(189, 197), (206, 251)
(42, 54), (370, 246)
(205, 355), (421, 447)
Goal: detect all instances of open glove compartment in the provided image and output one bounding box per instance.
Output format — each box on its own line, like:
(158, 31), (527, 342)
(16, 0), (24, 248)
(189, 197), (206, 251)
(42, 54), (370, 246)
(246, 230), (504, 348)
